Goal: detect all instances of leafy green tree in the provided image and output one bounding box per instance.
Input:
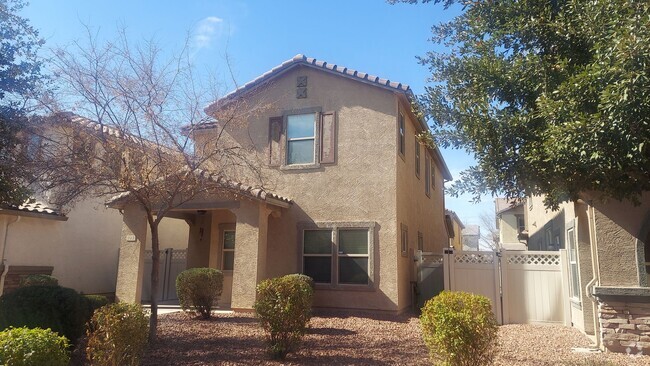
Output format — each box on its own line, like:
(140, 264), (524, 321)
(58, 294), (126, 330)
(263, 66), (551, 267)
(397, 0), (650, 208)
(0, 0), (45, 205)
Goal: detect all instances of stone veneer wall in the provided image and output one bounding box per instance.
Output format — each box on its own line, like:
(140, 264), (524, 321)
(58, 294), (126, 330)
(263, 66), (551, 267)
(1, 265), (54, 294)
(598, 298), (650, 355)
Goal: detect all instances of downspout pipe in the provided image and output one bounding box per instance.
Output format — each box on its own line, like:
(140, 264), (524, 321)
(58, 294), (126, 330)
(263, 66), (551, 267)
(0, 216), (20, 296)
(584, 202), (601, 348)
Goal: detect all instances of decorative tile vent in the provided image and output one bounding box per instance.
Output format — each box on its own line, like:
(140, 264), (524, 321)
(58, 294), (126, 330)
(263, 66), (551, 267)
(455, 253), (494, 264)
(507, 253), (560, 266)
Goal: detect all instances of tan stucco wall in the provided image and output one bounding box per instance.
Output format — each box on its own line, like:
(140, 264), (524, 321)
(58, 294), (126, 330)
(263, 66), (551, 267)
(197, 66), (423, 312)
(0, 198), (122, 294)
(449, 219), (463, 250)
(590, 193), (650, 287)
(395, 98), (448, 312)
(145, 217), (189, 251)
(498, 205), (524, 245)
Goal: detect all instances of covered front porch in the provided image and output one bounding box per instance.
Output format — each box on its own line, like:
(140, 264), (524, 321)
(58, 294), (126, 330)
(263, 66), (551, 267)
(112, 189), (291, 310)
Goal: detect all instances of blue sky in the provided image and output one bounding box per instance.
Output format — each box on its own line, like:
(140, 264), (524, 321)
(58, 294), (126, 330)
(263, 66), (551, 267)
(21, 0), (495, 227)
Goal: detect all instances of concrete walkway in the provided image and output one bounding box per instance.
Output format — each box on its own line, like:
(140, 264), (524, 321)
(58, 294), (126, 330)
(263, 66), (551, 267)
(142, 304), (234, 315)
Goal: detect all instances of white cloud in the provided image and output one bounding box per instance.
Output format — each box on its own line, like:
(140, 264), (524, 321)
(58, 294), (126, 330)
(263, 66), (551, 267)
(194, 16), (224, 50)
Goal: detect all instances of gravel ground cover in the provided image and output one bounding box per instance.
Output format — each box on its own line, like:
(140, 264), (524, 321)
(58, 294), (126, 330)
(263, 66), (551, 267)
(142, 312), (650, 365)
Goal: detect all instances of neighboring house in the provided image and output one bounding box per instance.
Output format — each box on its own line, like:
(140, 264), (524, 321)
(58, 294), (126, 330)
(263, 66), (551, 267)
(524, 193), (650, 354)
(495, 198), (527, 251)
(0, 197), (122, 296)
(461, 224), (480, 251)
(0, 117), (189, 298)
(112, 54), (453, 314)
(445, 209), (464, 250)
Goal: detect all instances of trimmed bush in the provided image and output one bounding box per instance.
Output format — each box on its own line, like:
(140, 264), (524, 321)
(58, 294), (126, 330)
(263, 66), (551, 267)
(19, 274), (58, 287)
(253, 274), (314, 360)
(176, 268), (223, 319)
(420, 291), (498, 366)
(84, 294), (110, 313)
(0, 327), (70, 366)
(86, 303), (149, 366)
(0, 285), (92, 343)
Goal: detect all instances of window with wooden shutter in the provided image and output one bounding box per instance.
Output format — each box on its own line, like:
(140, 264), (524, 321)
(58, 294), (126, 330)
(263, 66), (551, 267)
(268, 116), (283, 167)
(319, 111), (336, 164)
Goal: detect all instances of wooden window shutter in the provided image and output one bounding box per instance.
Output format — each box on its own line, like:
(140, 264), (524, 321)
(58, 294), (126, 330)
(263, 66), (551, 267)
(268, 116), (283, 166)
(319, 111), (336, 164)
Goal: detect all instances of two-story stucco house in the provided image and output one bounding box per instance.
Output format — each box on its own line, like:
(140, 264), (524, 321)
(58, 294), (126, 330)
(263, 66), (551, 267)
(113, 55), (452, 314)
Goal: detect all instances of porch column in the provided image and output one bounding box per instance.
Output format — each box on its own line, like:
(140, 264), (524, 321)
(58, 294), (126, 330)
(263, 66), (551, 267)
(231, 201), (270, 310)
(115, 204), (148, 303)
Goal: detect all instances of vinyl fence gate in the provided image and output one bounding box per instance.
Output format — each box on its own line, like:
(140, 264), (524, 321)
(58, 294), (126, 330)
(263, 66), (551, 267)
(141, 248), (187, 303)
(418, 248), (570, 325)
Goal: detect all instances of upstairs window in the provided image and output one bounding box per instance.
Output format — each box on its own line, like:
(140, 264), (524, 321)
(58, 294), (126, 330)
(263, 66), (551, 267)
(424, 154), (431, 197)
(430, 158), (436, 189)
(415, 137), (421, 178)
(287, 113), (316, 165)
(515, 214), (525, 233)
(398, 113), (405, 156)
(268, 109), (336, 169)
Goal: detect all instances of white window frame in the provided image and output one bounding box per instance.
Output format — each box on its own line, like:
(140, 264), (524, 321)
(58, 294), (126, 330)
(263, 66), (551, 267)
(415, 136), (421, 178)
(430, 157), (436, 189)
(567, 227), (581, 301)
(299, 222), (376, 289)
(302, 228), (333, 284)
(222, 229), (235, 271)
(401, 223), (408, 257)
(286, 112), (317, 166)
(515, 214), (525, 234)
(424, 153), (431, 197)
(398, 112), (405, 157)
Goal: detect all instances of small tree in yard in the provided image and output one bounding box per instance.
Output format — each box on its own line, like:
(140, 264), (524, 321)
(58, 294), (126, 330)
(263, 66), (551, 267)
(176, 268), (223, 319)
(420, 291), (498, 366)
(254, 274), (314, 360)
(25, 28), (270, 342)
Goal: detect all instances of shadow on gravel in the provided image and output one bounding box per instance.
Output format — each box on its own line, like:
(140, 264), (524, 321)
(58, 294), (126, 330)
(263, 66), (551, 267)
(307, 327), (356, 336)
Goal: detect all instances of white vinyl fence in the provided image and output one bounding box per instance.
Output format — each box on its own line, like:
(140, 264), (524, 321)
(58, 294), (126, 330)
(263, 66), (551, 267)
(418, 248), (570, 325)
(142, 248), (187, 303)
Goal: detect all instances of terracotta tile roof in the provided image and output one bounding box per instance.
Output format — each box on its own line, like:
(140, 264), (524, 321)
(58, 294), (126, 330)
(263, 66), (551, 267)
(196, 170), (293, 205)
(205, 54), (413, 114)
(105, 170), (292, 208)
(0, 199), (66, 219)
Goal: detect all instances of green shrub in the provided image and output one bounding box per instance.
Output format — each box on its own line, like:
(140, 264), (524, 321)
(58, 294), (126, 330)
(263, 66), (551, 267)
(176, 268), (223, 319)
(86, 302), (149, 366)
(19, 274), (58, 287)
(0, 285), (92, 343)
(84, 294), (110, 313)
(0, 327), (70, 366)
(420, 291), (498, 366)
(253, 274), (314, 360)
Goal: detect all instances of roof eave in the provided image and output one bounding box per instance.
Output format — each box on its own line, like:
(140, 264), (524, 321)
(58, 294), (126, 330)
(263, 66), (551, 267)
(0, 208), (68, 221)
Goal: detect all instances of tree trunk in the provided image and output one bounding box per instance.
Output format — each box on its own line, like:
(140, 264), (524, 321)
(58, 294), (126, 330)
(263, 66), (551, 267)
(148, 219), (160, 343)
